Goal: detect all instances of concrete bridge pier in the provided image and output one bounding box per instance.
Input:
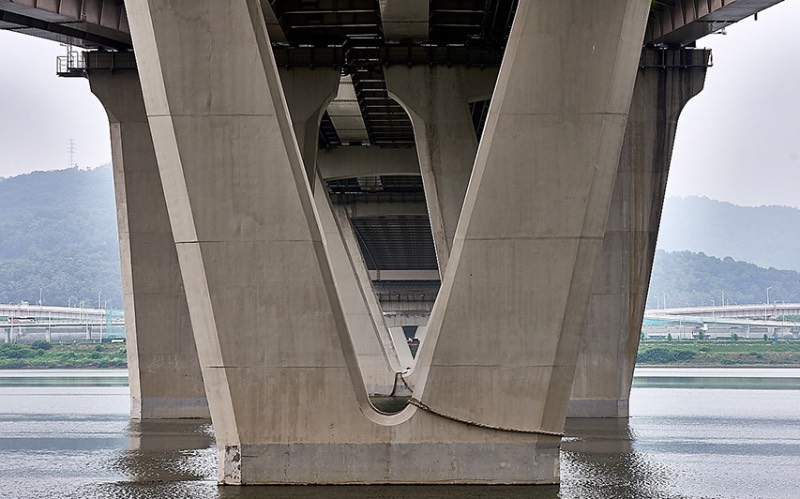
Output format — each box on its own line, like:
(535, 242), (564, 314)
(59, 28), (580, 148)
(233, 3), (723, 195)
(89, 71), (208, 419)
(124, 0), (397, 483)
(569, 48), (710, 418)
(124, 0), (649, 484)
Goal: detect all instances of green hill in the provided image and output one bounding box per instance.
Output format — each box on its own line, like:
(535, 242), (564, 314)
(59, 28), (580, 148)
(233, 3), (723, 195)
(0, 170), (796, 315)
(0, 166), (121, 308)
(647, 250), (800, 309)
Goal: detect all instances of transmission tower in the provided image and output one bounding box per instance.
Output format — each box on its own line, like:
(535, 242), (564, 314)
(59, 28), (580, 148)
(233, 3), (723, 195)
(68, 139), (77, 167)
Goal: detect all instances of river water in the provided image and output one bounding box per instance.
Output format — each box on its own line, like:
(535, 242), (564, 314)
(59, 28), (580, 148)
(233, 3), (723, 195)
(0, 368), (798, 499)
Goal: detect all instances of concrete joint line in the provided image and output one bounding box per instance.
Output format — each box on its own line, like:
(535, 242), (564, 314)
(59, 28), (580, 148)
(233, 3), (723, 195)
(462, 236), (605, 242)
(147, 113), (271, 118)
(500, 112), (630, 117)
(408, 398), (563, 437)
(175, 240), (320, 244)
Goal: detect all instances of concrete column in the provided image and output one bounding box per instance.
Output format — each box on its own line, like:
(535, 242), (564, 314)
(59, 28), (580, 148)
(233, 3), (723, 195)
(569, 49), (709, 418)
(125, 0), (390, 483)
(379, 0), (429, 41)
(411, 0), (651, 436)
(4, 328), (9, 344)
(89, 71), (208, 419)
(385, 66), (497, 274)
(318, 146), (420, 180)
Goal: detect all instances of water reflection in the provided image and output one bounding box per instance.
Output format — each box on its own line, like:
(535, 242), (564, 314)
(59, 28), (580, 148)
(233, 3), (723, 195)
(562, 418), (677, 499)
(109, 420), (216, 483)
(217, 485), (561, 499)
(89, 416), (671, 499)
(3, 369), (800, 499)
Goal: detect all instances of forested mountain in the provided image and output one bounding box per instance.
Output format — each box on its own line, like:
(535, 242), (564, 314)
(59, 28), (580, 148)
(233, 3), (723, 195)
(0, 166), (121, 309)
(658, 196), (800, 272)
(646, 250), (800, 310)
(0, 169), (798, 314)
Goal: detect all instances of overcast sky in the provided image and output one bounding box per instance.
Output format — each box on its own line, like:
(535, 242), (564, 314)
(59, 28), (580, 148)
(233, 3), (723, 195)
(1, 2), (799, 208)
(0, 32), (110, 174)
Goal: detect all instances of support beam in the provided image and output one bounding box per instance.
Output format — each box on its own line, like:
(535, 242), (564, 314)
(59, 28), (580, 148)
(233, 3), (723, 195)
(385, 66), (497, 275)
(411, 0), (651, 436)
(318, 146), (420, 180)
(88, 70), (208, 419)
(259, 0), (287, 42)
(345, 201), (428, 218)
(569, 48), (710, 418)
(379, 0), (429, 41)
(645, 0), (784, 47)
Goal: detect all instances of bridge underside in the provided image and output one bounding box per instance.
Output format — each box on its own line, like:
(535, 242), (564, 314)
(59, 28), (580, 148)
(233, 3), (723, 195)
(2, 0), (783, 486)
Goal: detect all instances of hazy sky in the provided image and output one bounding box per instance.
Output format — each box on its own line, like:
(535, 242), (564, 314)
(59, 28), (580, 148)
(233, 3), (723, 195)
(0, 32), (110, 174)
(668, 1), (800, 209)
(1, 2), (799, 207)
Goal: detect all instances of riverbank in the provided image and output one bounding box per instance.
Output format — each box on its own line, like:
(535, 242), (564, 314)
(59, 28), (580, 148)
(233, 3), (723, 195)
(2, 339), (800, 368)
(0, 342), (126, 368)
(637, 340), (800, 366)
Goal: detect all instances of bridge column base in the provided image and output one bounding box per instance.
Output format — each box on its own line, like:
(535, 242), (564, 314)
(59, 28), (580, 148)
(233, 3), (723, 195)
(567, 398), (630, 419)
(220, 437), (560, 485)
(132, 396), (210, 420)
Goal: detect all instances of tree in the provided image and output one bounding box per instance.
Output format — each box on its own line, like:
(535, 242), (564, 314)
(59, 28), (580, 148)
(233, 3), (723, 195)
(0, 166), (122, 308)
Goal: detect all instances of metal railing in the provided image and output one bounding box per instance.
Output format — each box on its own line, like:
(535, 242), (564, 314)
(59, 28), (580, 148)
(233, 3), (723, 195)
(56, 52), (86, 77)
(57, 50), (137, 77)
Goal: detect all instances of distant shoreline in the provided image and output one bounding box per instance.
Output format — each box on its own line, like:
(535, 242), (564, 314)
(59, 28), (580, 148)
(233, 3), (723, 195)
(637, 339), (800, 366)
(3, 340), (799, 369)
(0, 342), (126, 369)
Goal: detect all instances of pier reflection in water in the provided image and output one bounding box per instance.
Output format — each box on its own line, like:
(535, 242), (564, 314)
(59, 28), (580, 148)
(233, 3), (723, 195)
(1, 369), (799, 499)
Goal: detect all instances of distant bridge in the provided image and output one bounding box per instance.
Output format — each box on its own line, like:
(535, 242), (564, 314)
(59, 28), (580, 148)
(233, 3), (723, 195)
(644, 304), (800, 340)
(0, 303), (123, 343)
(651, 303), (800, 319)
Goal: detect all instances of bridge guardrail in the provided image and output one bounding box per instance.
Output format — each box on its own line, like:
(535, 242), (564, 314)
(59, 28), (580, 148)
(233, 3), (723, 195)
(57, 50), (137, 77)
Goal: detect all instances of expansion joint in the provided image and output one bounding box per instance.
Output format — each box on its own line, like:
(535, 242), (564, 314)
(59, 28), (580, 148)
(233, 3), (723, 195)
(408, 398), (564, 437)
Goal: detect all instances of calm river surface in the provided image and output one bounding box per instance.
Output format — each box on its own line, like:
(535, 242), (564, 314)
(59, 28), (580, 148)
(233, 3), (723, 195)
(0, 368), (798, 499)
